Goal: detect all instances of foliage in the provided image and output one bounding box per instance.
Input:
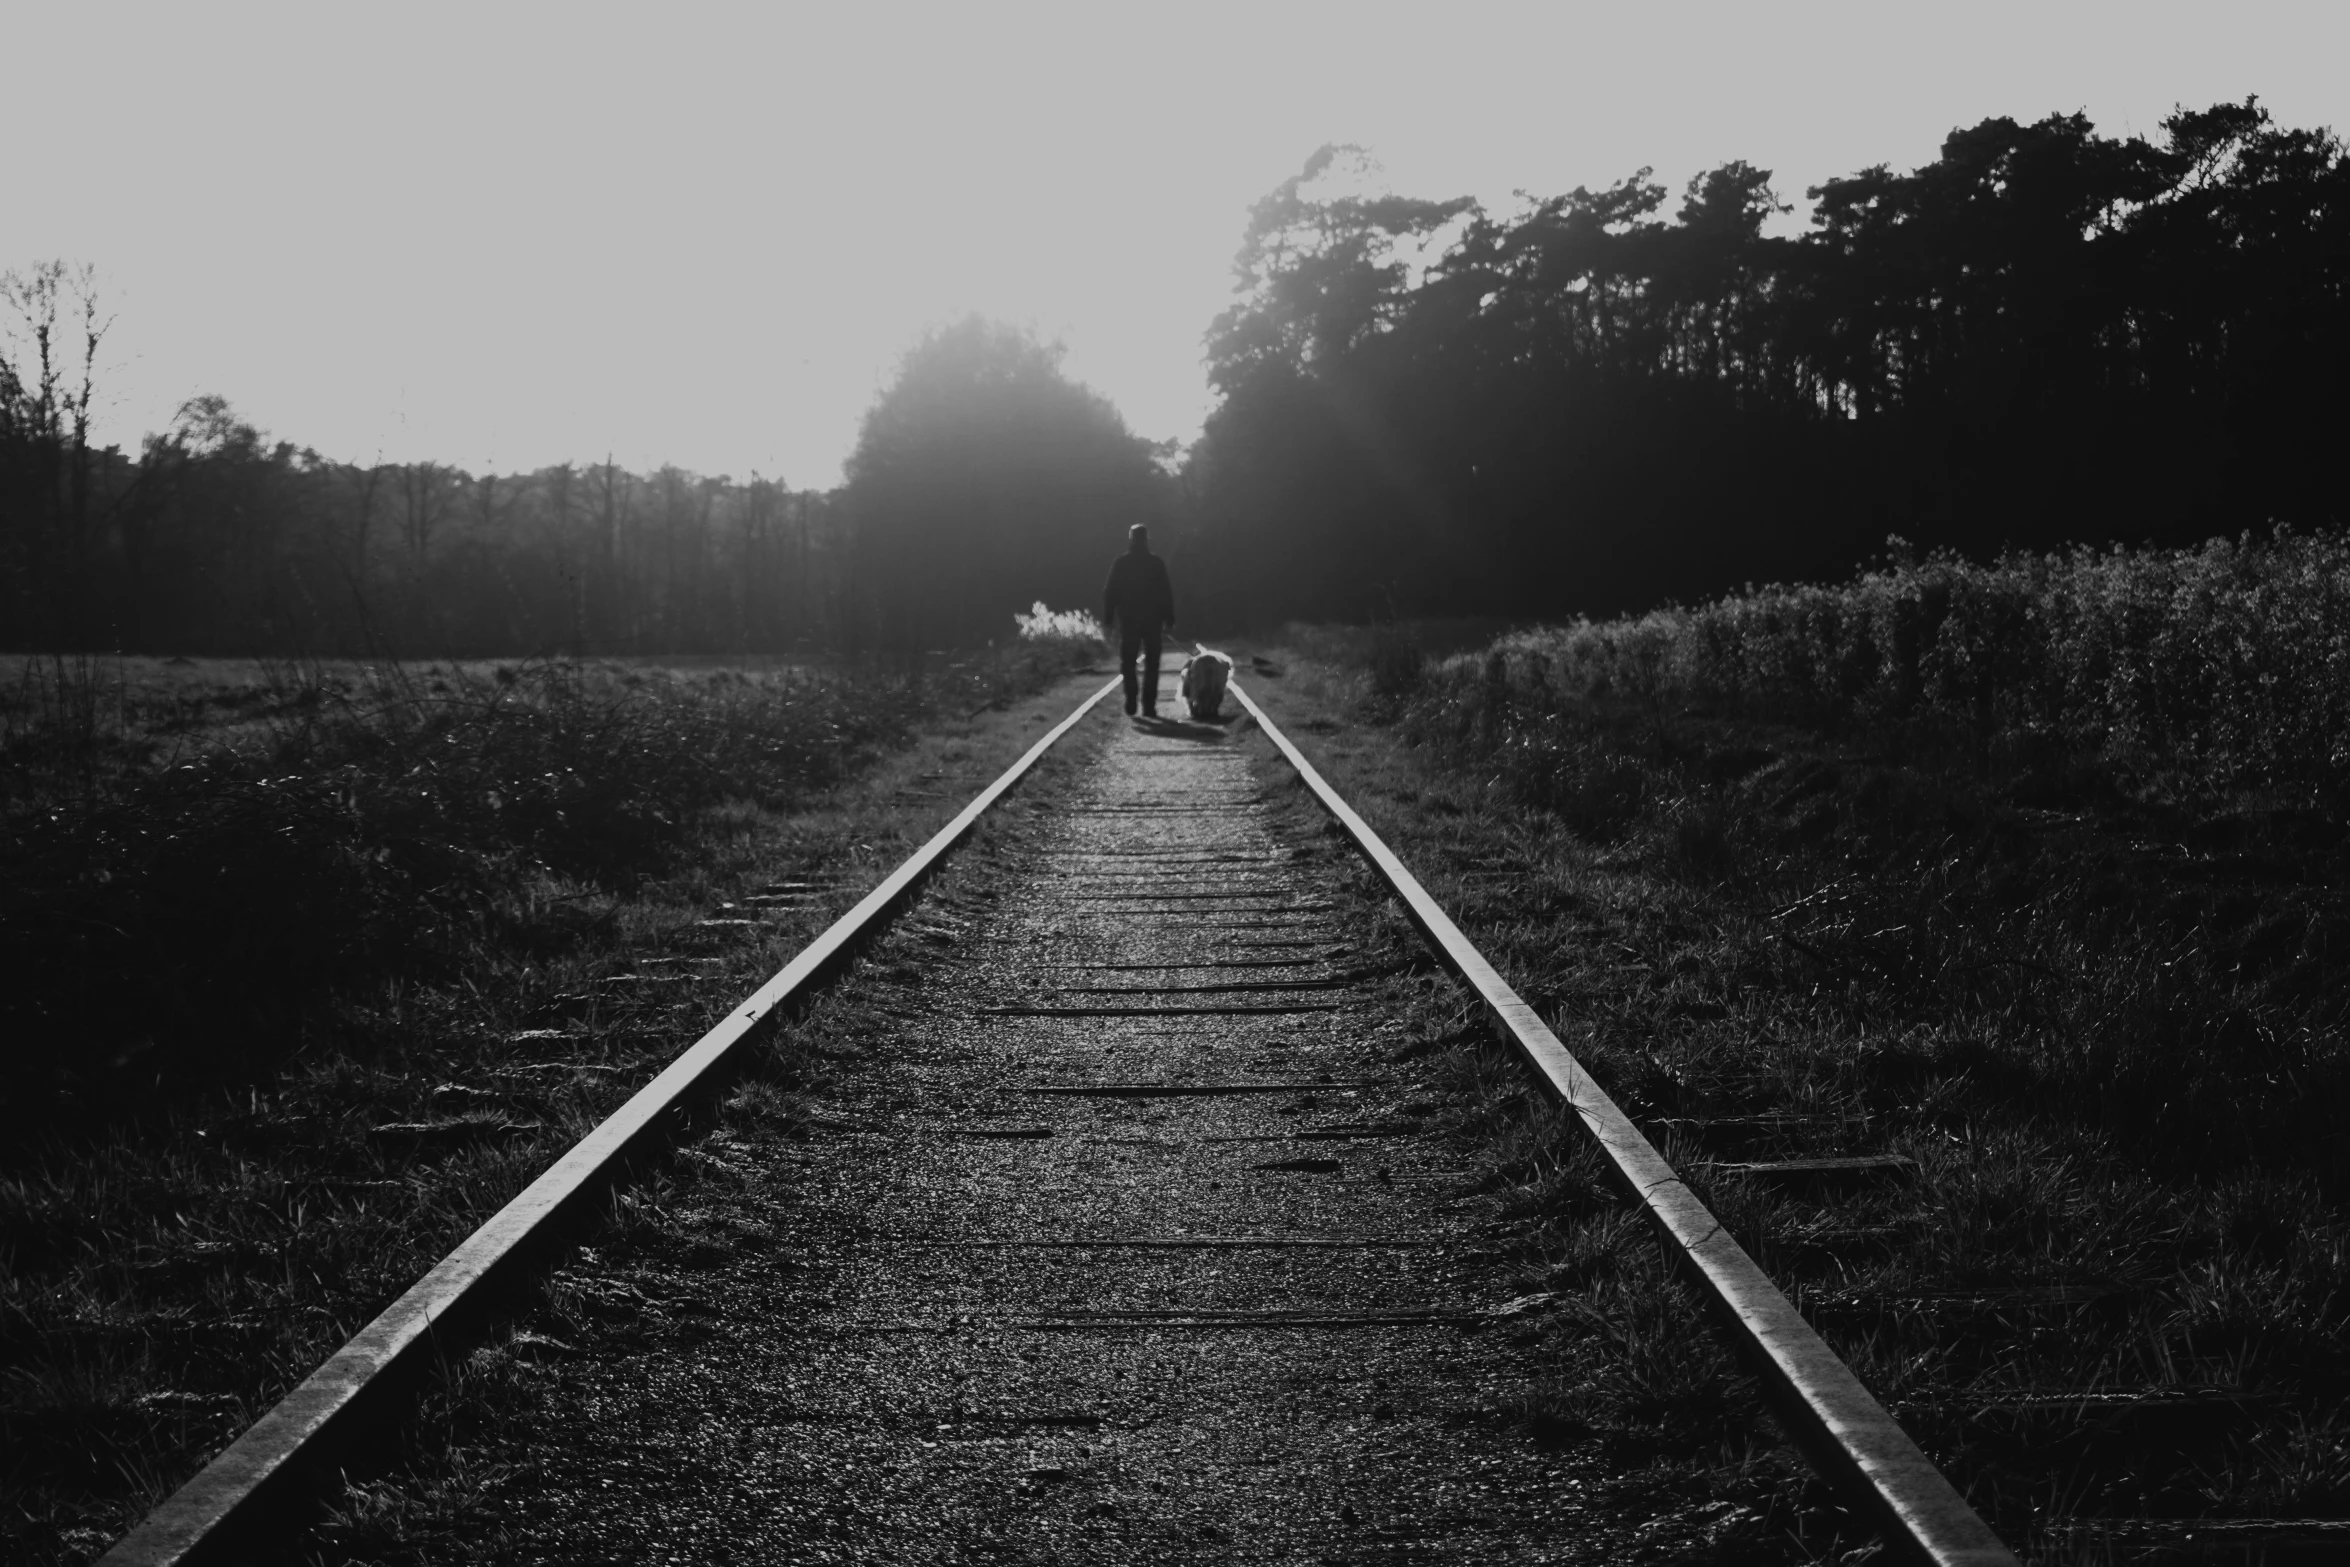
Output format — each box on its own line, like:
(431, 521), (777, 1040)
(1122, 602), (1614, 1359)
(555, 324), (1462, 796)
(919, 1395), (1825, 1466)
(1360, 526), (2350, 1199)
(0, 647), (1067, 1135)
(0, 262), (108, 643)
(1449, 526), (2350, 810)
(0, 370), (841, 655)
(1191, 103), (2350, 624)
(1268, 595), (2350, 1544)
(0, 309), (1181, 659)
(0, 659), (1086, 1562)
(842, 318), (1172, 655)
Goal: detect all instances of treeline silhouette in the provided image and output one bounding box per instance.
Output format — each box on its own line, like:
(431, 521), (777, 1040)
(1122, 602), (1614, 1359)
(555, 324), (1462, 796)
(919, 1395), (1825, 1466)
(0, 285), (1167, 655)
(0, 261), (845, 655)
(8, 98), (2344, 653)
(1186, 100), (2350, 623)
(0, 393), (841, 656)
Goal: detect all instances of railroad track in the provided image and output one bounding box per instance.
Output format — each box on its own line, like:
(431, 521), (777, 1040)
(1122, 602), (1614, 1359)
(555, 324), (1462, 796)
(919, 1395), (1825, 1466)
(102, 673), (2018, 1565)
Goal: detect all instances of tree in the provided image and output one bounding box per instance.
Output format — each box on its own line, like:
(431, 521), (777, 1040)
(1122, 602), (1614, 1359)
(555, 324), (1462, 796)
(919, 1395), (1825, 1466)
(1205, 144), (1475, 398)
(396, 460), (456, 569)
(1191, 105), (2350, 627)
(0, 261), (111, 644)
(843, 317), (1167, 653)
(344, 456), (385, 592)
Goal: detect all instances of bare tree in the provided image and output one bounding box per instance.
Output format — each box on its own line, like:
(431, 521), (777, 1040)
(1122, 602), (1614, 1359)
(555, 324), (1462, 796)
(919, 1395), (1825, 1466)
(346, 457), (384, 585)
(470, 468), (507, 538)
(395, 460), (457, 568)
(0, 261), (111, 642)
(591, 456), (634, 648)
(542, 461), (581, 652)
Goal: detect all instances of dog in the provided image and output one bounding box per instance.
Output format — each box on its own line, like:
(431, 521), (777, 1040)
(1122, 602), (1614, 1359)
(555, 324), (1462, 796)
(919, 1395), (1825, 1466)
(1179, 645), (1234, 721)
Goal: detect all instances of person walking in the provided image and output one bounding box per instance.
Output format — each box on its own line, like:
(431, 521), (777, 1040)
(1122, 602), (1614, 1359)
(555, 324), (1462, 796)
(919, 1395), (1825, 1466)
(1102, 524), (1176, 717)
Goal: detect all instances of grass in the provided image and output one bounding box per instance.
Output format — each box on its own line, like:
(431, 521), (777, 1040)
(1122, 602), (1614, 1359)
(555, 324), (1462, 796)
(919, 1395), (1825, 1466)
(30, 521), (2347, 1561)
(1235, 677), (1862, 1564)
(292, 711), (1125, 1566)
(0, 643), (1103, 1565)
(286, 684), (1817, 1566)
(1245, 534), (2350, 1561)
(1474, 526), (2350, 811)
(1, 649), (1081, 1134)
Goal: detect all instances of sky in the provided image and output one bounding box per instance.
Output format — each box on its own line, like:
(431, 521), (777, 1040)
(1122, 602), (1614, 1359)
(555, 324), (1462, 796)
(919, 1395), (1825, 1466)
(9, 1), (2345, 488)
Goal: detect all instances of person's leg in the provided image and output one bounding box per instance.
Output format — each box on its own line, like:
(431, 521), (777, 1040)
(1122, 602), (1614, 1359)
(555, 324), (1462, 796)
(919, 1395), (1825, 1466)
(1119, 627), (1142, 715)
(1140, 628), (1163, 716)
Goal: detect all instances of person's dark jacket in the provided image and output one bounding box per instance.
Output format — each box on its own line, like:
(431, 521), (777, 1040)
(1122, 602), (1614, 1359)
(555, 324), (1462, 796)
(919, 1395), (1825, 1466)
(1103, 550), (1175, 630)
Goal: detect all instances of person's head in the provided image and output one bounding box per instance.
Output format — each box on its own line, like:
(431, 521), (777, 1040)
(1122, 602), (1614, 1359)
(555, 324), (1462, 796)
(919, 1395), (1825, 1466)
(1128, 524), (1149, 553)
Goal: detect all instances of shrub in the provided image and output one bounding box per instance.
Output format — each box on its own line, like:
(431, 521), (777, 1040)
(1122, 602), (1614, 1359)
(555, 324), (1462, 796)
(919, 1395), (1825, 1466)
(1404, 527), (2350, 811)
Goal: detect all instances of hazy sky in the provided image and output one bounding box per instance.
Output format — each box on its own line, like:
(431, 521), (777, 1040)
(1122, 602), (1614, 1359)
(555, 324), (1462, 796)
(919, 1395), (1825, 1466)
(11, 1), (2344, 486)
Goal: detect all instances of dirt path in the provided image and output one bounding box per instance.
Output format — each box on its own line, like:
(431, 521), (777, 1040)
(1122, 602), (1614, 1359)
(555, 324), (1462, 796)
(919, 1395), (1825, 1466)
(425, 703), (1632, 1563)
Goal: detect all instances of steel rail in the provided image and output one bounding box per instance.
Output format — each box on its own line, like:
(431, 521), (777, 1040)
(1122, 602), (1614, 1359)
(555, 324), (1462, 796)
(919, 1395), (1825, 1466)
(1230, 679), (2019, 1567)
(99, 674), (1122, 1567)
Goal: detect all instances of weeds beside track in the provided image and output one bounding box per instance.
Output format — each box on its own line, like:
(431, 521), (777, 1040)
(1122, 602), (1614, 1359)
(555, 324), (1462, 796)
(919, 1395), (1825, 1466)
(0, 650), (1076, 1134)
(0, 646), (1096, 1565)
(1259, 538), (2350, 1557)
(86, 667), (2020, 1559)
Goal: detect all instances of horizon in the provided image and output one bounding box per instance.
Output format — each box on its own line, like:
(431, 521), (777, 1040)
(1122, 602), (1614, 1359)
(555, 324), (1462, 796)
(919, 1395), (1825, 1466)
(12, 0), (2347, 488)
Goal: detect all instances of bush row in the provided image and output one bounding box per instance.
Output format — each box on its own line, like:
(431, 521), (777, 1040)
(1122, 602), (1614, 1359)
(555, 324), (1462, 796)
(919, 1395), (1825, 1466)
(1443, 528), (2350, 806)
